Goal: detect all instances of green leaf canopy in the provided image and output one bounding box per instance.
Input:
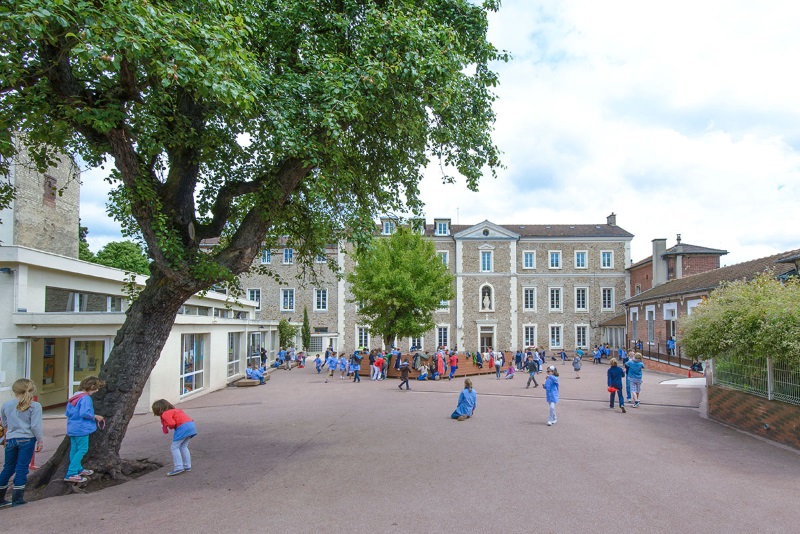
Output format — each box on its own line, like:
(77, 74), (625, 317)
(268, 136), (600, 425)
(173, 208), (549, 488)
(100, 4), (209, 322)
(347, 226), (454, 346)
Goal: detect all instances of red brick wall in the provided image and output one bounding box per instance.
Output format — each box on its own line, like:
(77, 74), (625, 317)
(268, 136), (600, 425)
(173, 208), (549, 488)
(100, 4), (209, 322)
(667, 255), (721, 280)
(708, 386), (800, 451)
(629, 263), (652, 294)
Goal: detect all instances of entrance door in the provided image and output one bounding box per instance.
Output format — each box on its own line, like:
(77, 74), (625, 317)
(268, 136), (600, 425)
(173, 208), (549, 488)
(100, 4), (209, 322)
(479, 326), (494, 353)
(70, 339), (110, 396)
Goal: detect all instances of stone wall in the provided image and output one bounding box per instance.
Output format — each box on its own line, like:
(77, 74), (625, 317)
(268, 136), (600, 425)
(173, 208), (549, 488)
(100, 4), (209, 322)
(11, 150), (80, 257)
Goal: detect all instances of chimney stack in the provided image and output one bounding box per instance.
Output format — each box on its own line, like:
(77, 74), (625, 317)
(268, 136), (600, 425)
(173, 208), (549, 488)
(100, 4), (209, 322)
(652, 238), (667, 287)
(607, 212), (617, 226)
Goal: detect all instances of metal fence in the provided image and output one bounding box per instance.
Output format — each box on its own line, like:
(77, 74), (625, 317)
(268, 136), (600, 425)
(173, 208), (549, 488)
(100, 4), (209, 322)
(713, 356), (800, 406)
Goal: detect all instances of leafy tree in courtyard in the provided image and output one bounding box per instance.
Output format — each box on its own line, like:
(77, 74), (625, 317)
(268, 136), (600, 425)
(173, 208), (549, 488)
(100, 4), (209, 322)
(0, 0), (505, 495)
(302, 307), (311, 352)
(95, 240), (151, 275)
(278, 318), (299, 350)
(347, 226), (454, 348)
(680, 272), (800, 365)
(78, 221), (95, 262)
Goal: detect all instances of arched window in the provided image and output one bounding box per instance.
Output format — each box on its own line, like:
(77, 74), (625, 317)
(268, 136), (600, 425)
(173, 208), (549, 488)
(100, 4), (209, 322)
(480, 285), (494, 311)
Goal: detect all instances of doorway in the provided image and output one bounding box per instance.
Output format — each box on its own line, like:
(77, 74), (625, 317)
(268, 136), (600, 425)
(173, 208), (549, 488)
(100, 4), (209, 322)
(479, 326), (494, 353)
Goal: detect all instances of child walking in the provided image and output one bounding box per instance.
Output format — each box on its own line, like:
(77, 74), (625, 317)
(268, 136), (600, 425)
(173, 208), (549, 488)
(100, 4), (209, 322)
(65, 376), (105, 483)
(314, 354), (323, 374)
(0, 379), (44, 507)
(398, 358), (412, 390)
(542, 366), (560, 426)
(572, 351), (582, 379)
(152, 399), (197, 476)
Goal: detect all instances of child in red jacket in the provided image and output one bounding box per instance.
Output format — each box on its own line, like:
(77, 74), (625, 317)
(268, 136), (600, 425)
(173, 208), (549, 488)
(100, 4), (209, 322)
(152, 399), (197, 476)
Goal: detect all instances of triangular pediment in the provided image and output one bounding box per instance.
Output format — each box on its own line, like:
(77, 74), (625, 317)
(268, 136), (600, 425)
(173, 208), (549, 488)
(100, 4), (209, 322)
(453, 220), (519, 240)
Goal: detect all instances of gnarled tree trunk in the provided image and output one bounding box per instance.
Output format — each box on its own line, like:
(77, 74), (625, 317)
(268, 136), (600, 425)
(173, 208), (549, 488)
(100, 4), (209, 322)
(28, 270), (198, 497)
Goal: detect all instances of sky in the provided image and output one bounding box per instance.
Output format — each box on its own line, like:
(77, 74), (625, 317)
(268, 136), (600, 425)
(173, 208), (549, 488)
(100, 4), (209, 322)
(80, 0), (800, 266)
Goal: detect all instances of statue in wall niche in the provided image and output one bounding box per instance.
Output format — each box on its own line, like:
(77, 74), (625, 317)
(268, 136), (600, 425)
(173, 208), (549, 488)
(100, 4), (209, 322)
(482, 287), (492, 310)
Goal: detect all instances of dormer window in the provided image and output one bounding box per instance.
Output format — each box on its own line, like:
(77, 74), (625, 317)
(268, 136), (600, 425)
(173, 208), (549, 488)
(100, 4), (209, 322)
(434, 219), (450, 236)
(382, 221), (395, 235)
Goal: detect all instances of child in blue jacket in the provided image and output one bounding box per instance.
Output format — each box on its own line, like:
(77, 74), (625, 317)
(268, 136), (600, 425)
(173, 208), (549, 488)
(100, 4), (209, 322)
(65, 376), (105, 483)
(543, 366), (559, 426)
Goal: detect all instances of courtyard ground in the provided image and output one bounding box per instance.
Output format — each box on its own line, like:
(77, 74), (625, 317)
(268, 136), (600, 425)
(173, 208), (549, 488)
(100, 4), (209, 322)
(5, 360), (799, 533)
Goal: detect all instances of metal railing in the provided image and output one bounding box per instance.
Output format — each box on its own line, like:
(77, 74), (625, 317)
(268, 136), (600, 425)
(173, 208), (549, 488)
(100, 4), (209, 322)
(712, 356), (800, 406)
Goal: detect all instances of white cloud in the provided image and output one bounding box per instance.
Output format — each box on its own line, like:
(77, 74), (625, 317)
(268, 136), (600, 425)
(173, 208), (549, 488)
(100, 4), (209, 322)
(419, 0), (800, 265)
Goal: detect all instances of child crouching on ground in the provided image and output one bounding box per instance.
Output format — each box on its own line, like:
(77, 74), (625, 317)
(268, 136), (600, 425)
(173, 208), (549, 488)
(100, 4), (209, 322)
(152, 400), (197, 476)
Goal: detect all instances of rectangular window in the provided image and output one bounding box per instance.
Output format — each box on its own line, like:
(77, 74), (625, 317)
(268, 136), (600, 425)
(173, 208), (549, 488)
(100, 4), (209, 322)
(523, 251), (536, 269)
(247, 288), (261, 311)
(523, 287), (536, 311)
(549, 325), (562, 349)
(357, 326), (370, 349)
(549, 250), (561, 269)
(523, 325), (537, 348)
(437, 326), (449, 348)
(439, 298), (449, 310)
(549, 287), (562, 311)
(575, 287), (587, 312)
(281, 288), (295, 311)
(601, 288), (614, 310)
(180, 334), (205, 396)
(575, 251), (587, 269)
(410, 336), (423, 350)
(635, 284), (641, 295)
(227, 333), (241, 378)
(647, 310), (655, 342)
(261, 249), (271, 264)
(382, 221), (395, 235)
(601, 251), (613, 269)
(631, 310), (639, 340)
(315, 254), (326, 263)
(283, 248), (294, 264)
(107, 296), (123, 312)
(481, 251), (493, 272)
(248, 332), (262, 367)
(315, 288), (328, 311)
(438, 251), (449, 267)
(575, 325), (588, 349)
(435, 221), (449, 236)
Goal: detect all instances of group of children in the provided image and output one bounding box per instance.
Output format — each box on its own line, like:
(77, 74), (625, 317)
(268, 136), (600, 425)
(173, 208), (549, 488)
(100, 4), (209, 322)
(450, 365), (561, 425)
(0, 375), (198, 506)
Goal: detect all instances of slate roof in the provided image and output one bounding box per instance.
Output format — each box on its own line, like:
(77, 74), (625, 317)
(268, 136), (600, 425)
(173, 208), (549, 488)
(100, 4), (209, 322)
(622, 248), (800, 305)
(599, 313), (627, 327)
(429, 223), (634, 239)
(628, 242), (728, 271)
(662, 243), (728, 256)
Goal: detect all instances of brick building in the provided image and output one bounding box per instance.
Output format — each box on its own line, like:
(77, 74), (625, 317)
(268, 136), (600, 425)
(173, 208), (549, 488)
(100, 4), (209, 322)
(628, 235), (727, 296)
(622, 248), (799, 361)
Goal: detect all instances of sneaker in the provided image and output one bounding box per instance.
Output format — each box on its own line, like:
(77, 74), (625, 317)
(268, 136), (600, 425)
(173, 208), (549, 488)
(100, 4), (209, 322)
(64, 475), (87, 483)
(621, 406), (627, 413)
(457, 415), (467, 421)
(167, 469), (185, 476)
(184, 467), (192, 472)
(546, 421), (553, 426)
(633, 402), (640, 408)
(79, 469), (94, 476)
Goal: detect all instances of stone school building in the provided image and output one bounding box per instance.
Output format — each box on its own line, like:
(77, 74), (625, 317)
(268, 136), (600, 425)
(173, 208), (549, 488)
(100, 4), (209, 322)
(240, 214), (633, 355)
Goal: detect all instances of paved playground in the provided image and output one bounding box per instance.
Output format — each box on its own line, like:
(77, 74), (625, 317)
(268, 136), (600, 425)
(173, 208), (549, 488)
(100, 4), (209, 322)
(5, 361), (800, 533)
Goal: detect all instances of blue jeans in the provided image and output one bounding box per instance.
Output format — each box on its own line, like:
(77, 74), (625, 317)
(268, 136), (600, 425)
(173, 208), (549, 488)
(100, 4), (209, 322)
(0, 438), (36, 489)
(610, 389), (625, 408)
(495, 364), (501, 378)
(449, 366), (458, 379)
(625, 376), (631, 400)
(170, 436), (193, 471)
(66, 435), (90, 477)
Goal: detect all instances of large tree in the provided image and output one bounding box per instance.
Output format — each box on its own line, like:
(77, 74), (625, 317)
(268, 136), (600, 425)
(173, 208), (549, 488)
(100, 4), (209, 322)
(0, 0), (505, 496)
(95, 240), (151, 275)
(347, 226), (454, 348)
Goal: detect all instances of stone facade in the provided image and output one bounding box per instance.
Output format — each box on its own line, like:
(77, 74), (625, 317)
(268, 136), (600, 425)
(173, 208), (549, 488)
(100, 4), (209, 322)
(241, 216), (634, 355)
(0, 146), (80, 258)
